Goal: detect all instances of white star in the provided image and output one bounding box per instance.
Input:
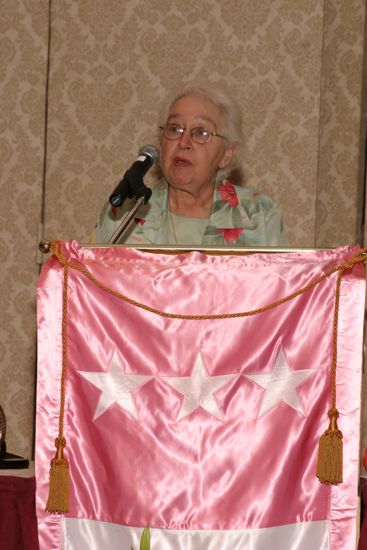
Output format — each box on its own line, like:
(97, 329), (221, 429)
(246, 347), (314, 417)
(79, 350), (152, 420)
(163, 353), (236, 421)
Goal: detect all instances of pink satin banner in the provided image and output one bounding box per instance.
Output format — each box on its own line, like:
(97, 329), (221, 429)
(35, 242), (366, 549)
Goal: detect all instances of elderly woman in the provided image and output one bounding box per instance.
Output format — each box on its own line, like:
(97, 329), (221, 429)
(92, 81), (287, 246)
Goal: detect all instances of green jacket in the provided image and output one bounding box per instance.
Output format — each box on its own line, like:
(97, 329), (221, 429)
(92, 179), (288, 247)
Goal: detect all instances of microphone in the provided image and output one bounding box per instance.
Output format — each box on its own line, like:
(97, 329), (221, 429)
(109, 145), (159, 207)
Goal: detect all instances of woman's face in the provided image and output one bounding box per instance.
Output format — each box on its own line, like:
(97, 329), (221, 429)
(159, 95), (236, 195)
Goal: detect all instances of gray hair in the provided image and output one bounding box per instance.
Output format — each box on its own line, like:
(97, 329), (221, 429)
(157, 80), (244, 181)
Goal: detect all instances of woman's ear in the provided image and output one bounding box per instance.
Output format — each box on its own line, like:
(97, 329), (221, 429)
(219, 143), (237, 169)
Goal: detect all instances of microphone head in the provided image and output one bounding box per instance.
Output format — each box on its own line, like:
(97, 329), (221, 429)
(138, 144), (159, 167)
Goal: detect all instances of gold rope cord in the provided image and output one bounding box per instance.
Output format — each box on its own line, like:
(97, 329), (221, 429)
(59, 261), (69, 440)
(330, 270), (343, 412)
(45, 241), (366, 513)
(46, 259), (70, 513)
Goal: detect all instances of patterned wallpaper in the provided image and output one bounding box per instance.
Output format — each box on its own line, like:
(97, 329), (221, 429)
(0, 0), (366, 459)
(0, 1), (48, 458)
(317, 1), (366, 247)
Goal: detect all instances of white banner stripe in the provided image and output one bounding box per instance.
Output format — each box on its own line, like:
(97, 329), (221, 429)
(62, 517), (330, 550)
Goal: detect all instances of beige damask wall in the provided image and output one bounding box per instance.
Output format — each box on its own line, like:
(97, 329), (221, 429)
(317, 1), (367, 247)
(0, 2), (48, 458)
(0, 0), (366, 458)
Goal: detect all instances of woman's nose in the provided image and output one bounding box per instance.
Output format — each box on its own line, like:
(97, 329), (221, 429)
(178, 128), (192, 148)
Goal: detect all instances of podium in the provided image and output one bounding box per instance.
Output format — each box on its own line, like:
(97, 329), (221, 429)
(35, 241), (366, 549)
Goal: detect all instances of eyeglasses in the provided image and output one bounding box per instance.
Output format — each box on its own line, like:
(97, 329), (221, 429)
(159, 123), (227, 144)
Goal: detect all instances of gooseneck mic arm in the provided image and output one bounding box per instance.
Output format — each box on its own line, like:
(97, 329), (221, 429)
(107, 145), (159, 244)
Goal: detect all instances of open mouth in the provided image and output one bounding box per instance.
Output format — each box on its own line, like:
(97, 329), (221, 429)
(174, 157), (191, 167)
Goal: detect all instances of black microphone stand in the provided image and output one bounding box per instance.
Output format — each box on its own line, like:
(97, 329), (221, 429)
(107, 177), (152, 244)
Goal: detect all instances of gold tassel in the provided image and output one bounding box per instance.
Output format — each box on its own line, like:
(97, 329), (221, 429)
(46, 436), (70, 513)
(316, 408), (343, 484)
